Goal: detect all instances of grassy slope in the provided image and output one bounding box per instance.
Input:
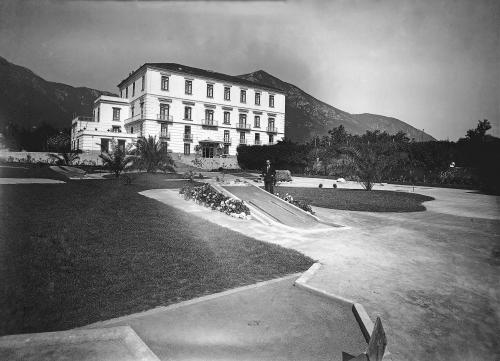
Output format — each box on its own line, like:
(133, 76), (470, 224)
(275, 186), (434, 212)
(0, 169), (313, 335)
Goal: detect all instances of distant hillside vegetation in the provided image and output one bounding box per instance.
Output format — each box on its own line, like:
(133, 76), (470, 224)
(0, 56), (115, 132)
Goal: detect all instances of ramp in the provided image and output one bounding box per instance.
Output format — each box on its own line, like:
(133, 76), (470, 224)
(223, 184), (321, 228)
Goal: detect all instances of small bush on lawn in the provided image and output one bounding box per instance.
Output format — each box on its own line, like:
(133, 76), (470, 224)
(183, 170), (195, 181)
(180, 183), (251, 219)
(276, 169), (292, 182)
(275, 192), (315, 215)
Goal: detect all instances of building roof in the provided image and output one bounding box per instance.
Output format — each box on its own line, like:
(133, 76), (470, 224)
(117, 63), (284, 93)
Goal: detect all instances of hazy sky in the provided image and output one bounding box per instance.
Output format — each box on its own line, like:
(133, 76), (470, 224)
(1, 0), (498, 140)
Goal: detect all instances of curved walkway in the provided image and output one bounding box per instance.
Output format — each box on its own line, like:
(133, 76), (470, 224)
(147, 178), (500, 361)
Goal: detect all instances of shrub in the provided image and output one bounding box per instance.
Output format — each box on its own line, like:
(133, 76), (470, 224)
(276, 169), (292, 182)
(439, 167), (477, 185)
(183, 170), (195, 181)
(319, 183), (323, 188)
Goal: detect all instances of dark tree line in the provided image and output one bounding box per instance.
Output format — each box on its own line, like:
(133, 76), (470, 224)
(237, 120), (500, 194)
(2, 122), (70, 152)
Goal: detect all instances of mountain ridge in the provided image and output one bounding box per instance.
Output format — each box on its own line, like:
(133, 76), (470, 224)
(237, 70), (435, 142)
(0, 56), (115, 132)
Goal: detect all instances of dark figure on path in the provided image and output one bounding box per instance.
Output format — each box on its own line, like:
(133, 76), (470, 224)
(262, 159), (276, 194)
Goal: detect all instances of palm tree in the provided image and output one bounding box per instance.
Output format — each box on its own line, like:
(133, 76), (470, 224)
(340, 131), (398, 191)
(135, 136), (175, 173)
(48, 152), (80, 166)
(99, 141), (135, 178)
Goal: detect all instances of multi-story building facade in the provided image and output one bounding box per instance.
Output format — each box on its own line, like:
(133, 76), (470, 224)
(71, 63), (285, 157)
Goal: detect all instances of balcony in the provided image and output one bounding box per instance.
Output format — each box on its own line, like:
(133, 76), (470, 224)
(124, 114), (143, 125)
(236, 123), (251, 131)
(160, 132), (170, 141)
(183, 133), (193, 142)
(223, 138), (232, 145)
(75, 116), (95, 122)
(266, 126), (278, 133)
(254, 140), (262, 145)
(201, 119), (218, 127)
(157, 114), (173, 122)
(75, 128), (137, 139)
(239, 138), (247, 145)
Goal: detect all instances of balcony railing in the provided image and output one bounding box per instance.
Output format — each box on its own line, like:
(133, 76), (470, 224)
(236, 123), (251, 130)
(160, 132), (170, 140)
(183, 133), (193, 142)
(254, 140), (262, 145)
(239, 138), (247, 145)
(74, 128), (137, 138)
(266, 126), (278, 133)
(157, 114), (173, 122)
(74, 116), (95, 122)
(124, 114), (143, 125)
(202, 119), (218, 127)
(223, 138), (232, 144)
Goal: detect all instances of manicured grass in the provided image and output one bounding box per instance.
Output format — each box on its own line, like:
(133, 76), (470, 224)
(0, 164), (67, 180)
(0, 171), (313, 336)
(275, 186), (434, 212)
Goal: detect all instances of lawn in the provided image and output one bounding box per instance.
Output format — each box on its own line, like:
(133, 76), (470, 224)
(0, 167), (313, 336)
(274, 186), (434, 212)
(0, 164), (68, 180)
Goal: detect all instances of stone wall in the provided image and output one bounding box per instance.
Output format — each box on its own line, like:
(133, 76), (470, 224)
(172, 153), (240, 170)
(0, 151), (104, 165)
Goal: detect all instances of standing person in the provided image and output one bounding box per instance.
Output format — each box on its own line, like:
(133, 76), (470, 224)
(262, 159), (276, 194)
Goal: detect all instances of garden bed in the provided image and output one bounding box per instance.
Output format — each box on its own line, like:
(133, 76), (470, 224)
(275, 186), (434, 212)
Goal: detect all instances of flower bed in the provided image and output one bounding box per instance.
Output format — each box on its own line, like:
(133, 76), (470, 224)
(275, 192), (315, 215)
(179, 183), (251, 219)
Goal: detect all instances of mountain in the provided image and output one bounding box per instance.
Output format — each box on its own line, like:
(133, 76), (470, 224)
(0, 57), (434, 145)
(238, 70), (435, 143)
(0, 56), (115, 132)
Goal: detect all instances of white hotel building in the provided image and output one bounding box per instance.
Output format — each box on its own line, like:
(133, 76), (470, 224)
(71, 63), (285, 158)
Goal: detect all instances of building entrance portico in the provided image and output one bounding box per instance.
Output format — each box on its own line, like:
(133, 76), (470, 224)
(199, 140), (222, 158)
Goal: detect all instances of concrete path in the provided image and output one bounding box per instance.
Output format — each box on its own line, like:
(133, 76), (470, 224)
(0, 178), (65, 184)
(0, 326), (160, 361)
(84, 276), (367, 361)
(143, 181), (500, 361)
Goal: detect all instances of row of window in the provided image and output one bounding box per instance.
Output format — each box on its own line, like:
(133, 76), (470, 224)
(132, 123), (275, 144)
(162, 76), (274, 106)
(122, 74), (275, 108)
(156, 124), (275, 144)
(158, 103), (276, 129)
